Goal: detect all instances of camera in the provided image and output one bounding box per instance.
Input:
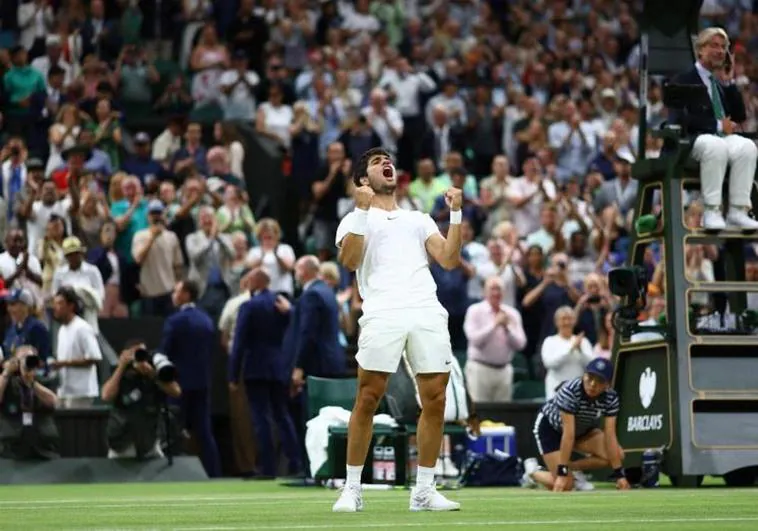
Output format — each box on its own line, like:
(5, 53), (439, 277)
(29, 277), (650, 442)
(24, 354), (40, 371)
(9, 146), (20, 157)
(608, 266), (648, 302)
(587, 294), (602, 304)
(134, 348), (176, 383)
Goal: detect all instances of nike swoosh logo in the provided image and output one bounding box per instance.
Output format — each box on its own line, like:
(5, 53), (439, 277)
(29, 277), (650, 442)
(445, 361), (452, 365)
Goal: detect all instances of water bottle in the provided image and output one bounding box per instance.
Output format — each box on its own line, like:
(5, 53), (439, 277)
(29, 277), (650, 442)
(372, 445), (386, 483)
(384, 446), (396, 483)
(640, 448), (662, 488)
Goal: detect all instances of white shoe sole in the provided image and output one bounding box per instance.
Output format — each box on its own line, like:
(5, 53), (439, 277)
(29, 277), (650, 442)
(410, 504), (461, 512)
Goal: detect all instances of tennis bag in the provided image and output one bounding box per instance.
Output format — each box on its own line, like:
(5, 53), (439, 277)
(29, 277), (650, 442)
(459, 451), (524, 487)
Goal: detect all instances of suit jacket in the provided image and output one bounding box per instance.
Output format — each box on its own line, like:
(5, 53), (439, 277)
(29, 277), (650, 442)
(287, 280), (345, 378)
(160, 304), (215, 391)
(185, 230), (235, 296)
(668, 67), (747, 137)
(229, 289), (293, 384)
(419, 127), (466, 169)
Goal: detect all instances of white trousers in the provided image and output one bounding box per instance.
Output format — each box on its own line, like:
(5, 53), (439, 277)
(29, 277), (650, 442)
(691, 134), (758, 208)
(464, 360), (513, 403)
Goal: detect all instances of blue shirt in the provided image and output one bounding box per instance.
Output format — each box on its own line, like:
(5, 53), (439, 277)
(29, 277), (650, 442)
(121, 156), (169, 185)
(3, 317), (50, 361)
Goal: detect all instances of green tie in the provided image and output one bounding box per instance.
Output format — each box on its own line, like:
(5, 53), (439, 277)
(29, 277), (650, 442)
(711, 75), (726, 120)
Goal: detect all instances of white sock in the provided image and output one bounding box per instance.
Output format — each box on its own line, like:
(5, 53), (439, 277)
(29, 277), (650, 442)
(416, 466), (436, 488)
(346, 465), (363, 486)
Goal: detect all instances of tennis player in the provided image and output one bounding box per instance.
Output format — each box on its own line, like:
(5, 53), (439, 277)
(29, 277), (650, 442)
(332, 148), (462, 513)
(524, 358), (631, 491)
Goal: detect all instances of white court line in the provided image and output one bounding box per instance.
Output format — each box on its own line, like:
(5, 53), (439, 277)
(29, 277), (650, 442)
(0, 488), (731, 506)
(161, 517), (758, 531)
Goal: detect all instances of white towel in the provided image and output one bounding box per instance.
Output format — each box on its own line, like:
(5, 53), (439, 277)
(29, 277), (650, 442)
(305, 406), (398, 478)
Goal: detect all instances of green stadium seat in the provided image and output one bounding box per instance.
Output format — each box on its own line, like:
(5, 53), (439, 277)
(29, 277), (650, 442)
(512, 380), (545, 401)
(512, 352), (529, 382)
(306, 376), (357, 421)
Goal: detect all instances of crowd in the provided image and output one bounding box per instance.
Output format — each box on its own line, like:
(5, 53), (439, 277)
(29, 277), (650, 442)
(0, 0), (756, 439)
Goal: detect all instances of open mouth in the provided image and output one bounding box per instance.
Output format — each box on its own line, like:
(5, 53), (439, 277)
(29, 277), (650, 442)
(382, 166), (394, 178)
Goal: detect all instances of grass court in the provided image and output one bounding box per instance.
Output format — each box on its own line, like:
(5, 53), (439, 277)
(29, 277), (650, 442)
(1, 478), (757, 530)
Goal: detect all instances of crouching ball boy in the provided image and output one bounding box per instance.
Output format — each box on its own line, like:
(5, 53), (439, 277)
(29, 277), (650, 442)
(524, 358), (631, 491)
(332, 148), (463, 512)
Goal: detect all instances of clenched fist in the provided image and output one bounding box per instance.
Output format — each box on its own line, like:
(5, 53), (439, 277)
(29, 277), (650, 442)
(445, 188), (463, 211)
(354, 185), (375, 210)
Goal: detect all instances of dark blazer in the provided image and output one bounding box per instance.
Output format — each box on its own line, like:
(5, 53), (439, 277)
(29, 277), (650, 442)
(80, 18), (122, 62)
(419, 127), (466, 166)
(160, 304), (215, 391)
(86, 246), (135, 303)
(229, 289), (292, 384)
(289, 280), (345, 378)
(668, 67), (747, 137)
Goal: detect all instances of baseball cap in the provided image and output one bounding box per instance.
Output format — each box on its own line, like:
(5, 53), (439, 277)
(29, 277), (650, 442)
(585, 358), (614, 383)
(616, 147), (635, 165)
(26, 158), (45, 171)
(134, 132), (151, 144)
(7, 288), (34, 307)
(62, 236), (86, 256)
(148, 199), (165, 213)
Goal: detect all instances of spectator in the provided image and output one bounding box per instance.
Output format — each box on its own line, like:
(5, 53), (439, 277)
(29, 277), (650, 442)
(86, 220), (129, 319)
(52, 236), (105, 332)
(1, 137), (28, 220)
(3, 288), (49, 361)
(131, 199), (183, 316)
(17, 1), (55, 58)
(111, 175), (148, 264)
(46, 104), (84, 176)
(216, 185), (254, 236)
(219, 50), (260, 122)
(463, 276), (527, 403)
(256, 83), (294, 151)
(0, 229), (43, 296)
(49, 286), (102, 408)
(189, 22), (229, 112)
(212, 122), (246, 182)
(311, 142), (350, 260)
(186, 205), (234, 317)
(121, 132), (169, 186)
(245, 218), (295, 296)
(170, 121), (208, 177)
(30, 34), (73, 87)
(541, 306), (594, 400)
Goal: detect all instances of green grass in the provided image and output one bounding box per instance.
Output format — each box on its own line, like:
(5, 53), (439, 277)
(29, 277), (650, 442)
(1, 480), (757, 530)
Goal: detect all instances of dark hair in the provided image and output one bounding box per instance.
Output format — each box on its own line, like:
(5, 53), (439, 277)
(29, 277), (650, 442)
(353, 147), (392, 187)
(48, 214), (69, 238)
(180, 280), (200, 303)
(56, 286), (81, 313)
(48, 65), (65, 77)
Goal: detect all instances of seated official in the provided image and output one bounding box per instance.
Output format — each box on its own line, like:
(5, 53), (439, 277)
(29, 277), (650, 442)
(669, 27), (758, 230)
(0, 346), (60, 460)
(523, 358), (630, 492)
(101, 340), (181, 459)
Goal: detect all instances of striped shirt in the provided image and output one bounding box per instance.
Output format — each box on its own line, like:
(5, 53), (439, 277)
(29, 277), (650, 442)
(541, 377), (620, 437)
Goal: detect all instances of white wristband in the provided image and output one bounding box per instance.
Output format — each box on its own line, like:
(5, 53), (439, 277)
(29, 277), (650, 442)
(449, 210), (462, 225)
(350, 208), (369, 236)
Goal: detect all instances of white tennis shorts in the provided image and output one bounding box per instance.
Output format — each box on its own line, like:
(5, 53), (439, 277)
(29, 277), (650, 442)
(356, 308), (453, 374)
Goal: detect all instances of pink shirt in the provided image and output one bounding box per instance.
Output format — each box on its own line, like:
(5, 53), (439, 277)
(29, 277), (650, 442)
(463, 300), (527, 367)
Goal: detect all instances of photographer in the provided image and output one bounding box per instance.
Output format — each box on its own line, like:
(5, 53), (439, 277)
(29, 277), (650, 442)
(0, 346), (59, 460)
(101, 340), (181, 459)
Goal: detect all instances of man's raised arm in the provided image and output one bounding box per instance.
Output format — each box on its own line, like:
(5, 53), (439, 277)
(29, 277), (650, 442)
(337, 186), (374, 272)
